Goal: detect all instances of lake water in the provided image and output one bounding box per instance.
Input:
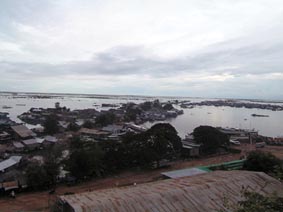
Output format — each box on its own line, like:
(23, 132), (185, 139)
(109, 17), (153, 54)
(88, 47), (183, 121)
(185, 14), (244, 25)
(1, 93), (283, 138)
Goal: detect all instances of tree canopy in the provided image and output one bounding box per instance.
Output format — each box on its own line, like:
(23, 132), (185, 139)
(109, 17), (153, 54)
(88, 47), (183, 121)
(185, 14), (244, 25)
(237, 191), (283, 212)
(95, 112), (116, 127)
(121, 123), (181, 168)
(25, 162), (49, 190)
(243, 151), (282, 174)
(65, 123), (181, 180)
(220, 191), (283, 212)
(193, 126), (229, 155)
(66, 140), (104, 179)
(163, 103), (174, 111)
(44, 114), (59, 135)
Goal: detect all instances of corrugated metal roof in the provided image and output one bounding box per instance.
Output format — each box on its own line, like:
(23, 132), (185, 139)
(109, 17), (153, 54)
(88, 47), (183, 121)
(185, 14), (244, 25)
(2, 181), (19, 191)
(102, 125), (124, 133)
(162, 167), (208, 179)
(11, 125), (34, 138)
(13, 142), (24, 148)
(79, 128), (110, 135)
(60, 171), (283, 212)
(22, 139), (38, 145)
(44, 136), (58, 143)
(0, 156), (22, 172)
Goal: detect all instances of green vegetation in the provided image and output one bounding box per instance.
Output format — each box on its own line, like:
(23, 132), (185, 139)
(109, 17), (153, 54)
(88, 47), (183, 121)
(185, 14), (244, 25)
(243, 151), (283, 179)
(220, 191), (283, 212)
(95, 112), (116, 127)
(65, 123), (181, 180)
(25, 162), (49, 190)
(193, 126), (229, 155)
(44, 115), (59, 135)
(236, 191), (283, 212)
(162, 103), (174, 110)
(124, 106), (141, 121)
(118, 123), (181, 168)
(66, 147), (104, 180)
(25, 146), (61, 190)
(44, 155), (60, 186)
(140, 101), (153, 111)
(82, 120), (94, 129)
(67, 122), (80, 131)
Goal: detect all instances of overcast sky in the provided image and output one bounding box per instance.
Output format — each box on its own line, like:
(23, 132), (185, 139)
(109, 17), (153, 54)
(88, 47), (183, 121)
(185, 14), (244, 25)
(0, 0), (283, 99)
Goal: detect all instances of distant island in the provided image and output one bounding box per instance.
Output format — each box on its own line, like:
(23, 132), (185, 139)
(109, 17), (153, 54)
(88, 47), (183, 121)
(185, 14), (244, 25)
(180, 99), (283, 111)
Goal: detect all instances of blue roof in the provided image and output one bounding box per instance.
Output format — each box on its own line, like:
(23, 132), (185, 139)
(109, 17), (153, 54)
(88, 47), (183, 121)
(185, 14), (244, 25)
(161, 167), (208, 179)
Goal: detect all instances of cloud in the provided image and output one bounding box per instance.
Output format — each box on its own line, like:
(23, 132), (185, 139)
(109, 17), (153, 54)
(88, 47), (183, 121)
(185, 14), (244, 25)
(1, 39), (282, 79)
(0, 0), (283, 99)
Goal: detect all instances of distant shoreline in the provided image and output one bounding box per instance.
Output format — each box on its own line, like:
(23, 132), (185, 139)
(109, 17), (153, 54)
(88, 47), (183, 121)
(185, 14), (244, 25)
(0, 91), (283, 103)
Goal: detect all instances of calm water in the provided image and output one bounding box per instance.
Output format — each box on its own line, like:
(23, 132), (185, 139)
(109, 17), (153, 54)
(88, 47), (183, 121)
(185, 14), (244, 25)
(143, 106), (283, 138)
(1, 93), (283, 138)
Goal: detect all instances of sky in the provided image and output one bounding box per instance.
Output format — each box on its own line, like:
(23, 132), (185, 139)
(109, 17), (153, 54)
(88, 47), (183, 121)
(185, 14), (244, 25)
(0, 0), (283, 99)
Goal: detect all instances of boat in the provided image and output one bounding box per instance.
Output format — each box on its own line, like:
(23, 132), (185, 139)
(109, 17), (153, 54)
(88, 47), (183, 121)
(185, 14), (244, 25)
(2, 106), (12, 109)
(251, 114), (269, 117)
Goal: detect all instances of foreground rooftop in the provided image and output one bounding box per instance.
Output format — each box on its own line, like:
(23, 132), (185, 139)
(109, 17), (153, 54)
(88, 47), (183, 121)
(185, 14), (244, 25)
(59, 170), (283, 212)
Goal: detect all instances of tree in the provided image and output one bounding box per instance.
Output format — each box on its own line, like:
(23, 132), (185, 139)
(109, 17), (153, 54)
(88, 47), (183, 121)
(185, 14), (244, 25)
(25, 162), (49, 190)
(145, 123), (182, 167)
(68, 122), (80, 131)
(140, 101), (152, 111)
(66, 143), (104, 180)
(99, 141), (125, 172)
(44, 148), (61, 186)
(82, 120), (94, 129)
(163, 103), (174, 111)
(243, 151), (282, 174)
(95, 112), (116, 127)
(193, 126), (229, 155)
(153, 99), (162, 109)
(44, 115), (59, 135)
(219, 191), (283, 212)
(70, 136), (84, 150)
(120, 123), (181, 168)
(124, 107), (141, 121)
(148, 123), (182, 151)
(237, 191), (283, 212)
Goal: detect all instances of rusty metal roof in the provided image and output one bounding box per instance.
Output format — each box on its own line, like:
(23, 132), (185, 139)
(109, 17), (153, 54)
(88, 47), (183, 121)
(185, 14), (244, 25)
(79, 128), (110, 136)
(11, 125), (34, 138)
(60, 171), (283, 212)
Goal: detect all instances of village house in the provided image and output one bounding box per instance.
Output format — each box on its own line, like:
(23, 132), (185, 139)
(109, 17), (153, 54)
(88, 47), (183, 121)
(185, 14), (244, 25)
(11, 125), (35, 140)
(102, 124), (124, 134)
(124, 123), (147, 133)
(79, 128), (111, 141)
(0, 180), (19, 193)
(181, 142), (200, 157)
(12, 142), (24, 152)
(102, 124), (126, 140)
(42, 136), (58, 147)
(21, 139), (40, 151)
(0, 131), (12, 143)
(0, 112), (15, 130)
(0, 156), (22, 173)
(218, 127), (258, 144)
(181, 134), (200, 157)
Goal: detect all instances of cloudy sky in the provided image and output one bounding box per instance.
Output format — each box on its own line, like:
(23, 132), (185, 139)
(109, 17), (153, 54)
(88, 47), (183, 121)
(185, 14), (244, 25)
(0, 0), (283, 99)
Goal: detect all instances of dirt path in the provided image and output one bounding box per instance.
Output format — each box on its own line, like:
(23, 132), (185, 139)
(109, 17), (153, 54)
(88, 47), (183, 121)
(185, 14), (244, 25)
(0, 145), (282, 212)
